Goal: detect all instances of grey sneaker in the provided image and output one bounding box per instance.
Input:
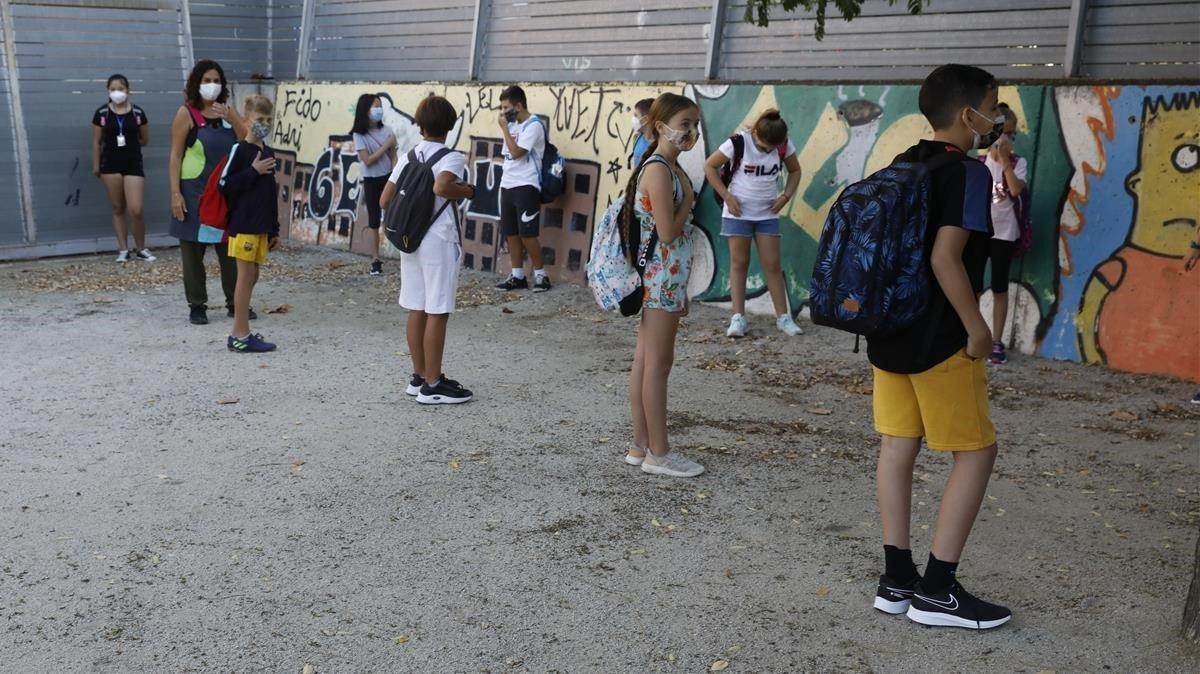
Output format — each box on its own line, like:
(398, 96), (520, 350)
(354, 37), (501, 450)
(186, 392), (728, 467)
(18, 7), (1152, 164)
(726, 314), (748, 338)
(641, 451), (705, 478)
(777, 313), (803, 336)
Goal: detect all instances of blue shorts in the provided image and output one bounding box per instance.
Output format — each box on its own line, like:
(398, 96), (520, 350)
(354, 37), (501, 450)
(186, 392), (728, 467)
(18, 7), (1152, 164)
(721, 217), (780, 237)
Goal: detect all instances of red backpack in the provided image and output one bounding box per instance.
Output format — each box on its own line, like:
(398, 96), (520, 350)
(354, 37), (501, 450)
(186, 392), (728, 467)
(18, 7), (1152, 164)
(197, 142), (239, 244)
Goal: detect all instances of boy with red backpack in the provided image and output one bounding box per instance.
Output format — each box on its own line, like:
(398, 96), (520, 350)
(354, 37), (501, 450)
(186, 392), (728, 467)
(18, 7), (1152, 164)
(980, 103), (1029, 365)
(219, 95), (279, 353)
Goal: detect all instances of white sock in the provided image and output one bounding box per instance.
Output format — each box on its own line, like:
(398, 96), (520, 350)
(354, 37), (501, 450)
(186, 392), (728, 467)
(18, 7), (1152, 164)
(511, 268), (526, 280)
(534, 268), (546, 280)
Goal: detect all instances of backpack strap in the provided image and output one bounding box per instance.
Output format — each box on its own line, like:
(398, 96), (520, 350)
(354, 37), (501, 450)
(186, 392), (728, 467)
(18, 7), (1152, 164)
(185, 104), (206, 130)
(418, 146), (459, 228)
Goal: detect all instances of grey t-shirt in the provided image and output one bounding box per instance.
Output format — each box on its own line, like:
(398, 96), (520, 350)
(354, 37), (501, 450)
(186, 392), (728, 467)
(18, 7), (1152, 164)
(353, 126), (396, 178)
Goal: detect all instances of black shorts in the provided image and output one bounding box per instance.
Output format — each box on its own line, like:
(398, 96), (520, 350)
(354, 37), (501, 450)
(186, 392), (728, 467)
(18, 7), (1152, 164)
(100, 154), (144, 177)
(500, 185), (541, 238)
(361, 175), (388, 229)
(988, 238), (1016, 293)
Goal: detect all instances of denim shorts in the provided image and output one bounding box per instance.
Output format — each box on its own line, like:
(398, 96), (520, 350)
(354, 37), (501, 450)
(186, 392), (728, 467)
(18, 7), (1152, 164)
(721, 217), (781, 237)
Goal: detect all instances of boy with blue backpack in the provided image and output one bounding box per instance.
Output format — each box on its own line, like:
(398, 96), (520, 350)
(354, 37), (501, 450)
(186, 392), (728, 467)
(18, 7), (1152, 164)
(494, 85), (552, 293)
(810, 64), (1012, 629)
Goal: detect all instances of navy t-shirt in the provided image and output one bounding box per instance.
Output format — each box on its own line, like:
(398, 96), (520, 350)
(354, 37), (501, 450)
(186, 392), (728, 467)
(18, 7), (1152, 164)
(866, 140), (993, 374)
(219, 142), (280, 237)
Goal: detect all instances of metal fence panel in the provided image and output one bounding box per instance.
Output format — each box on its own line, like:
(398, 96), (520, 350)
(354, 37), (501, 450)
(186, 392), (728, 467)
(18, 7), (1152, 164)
(189, 0), (270, 80)
(1081, 0), (1200, 79)
(0, 9), (24, 244)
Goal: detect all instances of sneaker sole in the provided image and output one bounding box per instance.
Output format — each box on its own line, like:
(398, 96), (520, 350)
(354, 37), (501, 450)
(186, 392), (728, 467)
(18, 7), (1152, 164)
(873, 596), (912, 615)
(227, 347), (276, 353)
(624, 453), (645, 466)
(726, 332), (745, 338)
(906, 606), (1011, 630)
(416, 393), (473, 405)
(640, 462), (705, 478)
(405, 385), (422, 396)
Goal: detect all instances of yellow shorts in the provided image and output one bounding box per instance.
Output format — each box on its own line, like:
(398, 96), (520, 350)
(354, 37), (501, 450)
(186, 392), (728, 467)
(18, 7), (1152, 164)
(228, 233), (269, 265)
(873, 348), (996, 451)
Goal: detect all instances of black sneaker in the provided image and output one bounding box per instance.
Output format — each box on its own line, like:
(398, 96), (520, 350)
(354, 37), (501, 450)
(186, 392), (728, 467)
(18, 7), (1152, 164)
(416, 376), (473, 405)
(405, 373), (425, 397)
(532, 275), (552, 293)
(494, 276), (529, 292)
(189, 307), (208, 325)
(874, 575), (921, 615)
(1191, 390), (1200, 405)
(370, 259), (383, 276)
(907, 580), (1012, 630)
(226, 306), (258, 320)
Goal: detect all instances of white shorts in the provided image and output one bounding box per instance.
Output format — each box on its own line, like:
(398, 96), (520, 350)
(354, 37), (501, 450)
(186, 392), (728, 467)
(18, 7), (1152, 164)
(399, 236), (460, 315)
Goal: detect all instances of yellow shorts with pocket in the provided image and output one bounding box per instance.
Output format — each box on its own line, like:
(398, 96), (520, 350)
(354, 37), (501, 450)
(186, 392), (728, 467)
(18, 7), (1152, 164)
(228, 233), (269, 265)
(873, 348), (996, 451)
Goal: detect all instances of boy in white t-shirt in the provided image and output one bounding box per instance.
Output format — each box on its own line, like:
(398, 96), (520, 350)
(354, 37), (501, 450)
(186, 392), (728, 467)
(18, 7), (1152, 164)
(981, 103), (1027, 365)
(494, 85), (551, 293)
(380, 95), (476, 404)
(704, 109), (803, 338)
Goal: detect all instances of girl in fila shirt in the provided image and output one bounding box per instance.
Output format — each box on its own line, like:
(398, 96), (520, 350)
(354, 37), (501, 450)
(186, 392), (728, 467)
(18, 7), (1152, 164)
(92, 74), (154, 263)
(704, 109), (803, 338)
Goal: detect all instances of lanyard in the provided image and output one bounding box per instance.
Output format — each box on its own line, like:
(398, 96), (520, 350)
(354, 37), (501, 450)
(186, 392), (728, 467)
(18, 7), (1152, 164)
(112, 108), (126, 136)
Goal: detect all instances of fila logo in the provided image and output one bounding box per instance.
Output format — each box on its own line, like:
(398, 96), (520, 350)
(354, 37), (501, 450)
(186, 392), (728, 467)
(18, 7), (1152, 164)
(742, 164), (780, 177)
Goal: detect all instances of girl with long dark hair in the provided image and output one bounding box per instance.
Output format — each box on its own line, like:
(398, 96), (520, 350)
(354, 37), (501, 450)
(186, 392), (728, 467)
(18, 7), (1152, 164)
(350, 94), (398, 275)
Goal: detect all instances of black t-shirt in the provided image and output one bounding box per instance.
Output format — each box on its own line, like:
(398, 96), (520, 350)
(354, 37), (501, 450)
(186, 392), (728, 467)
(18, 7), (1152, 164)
(866, 140), (992, 374)
(220, 142), (279, 237)
(92, 104), (146, 162)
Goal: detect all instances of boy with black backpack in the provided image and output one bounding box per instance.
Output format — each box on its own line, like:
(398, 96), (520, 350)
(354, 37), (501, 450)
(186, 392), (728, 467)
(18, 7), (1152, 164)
(494, 85), (552, 293)
(811, 64), (1011, 629)
(380, 95), (475, 404)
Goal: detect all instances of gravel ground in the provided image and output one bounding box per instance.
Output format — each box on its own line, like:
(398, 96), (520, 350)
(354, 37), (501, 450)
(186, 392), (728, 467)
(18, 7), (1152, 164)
(1, 244), (1198, 673)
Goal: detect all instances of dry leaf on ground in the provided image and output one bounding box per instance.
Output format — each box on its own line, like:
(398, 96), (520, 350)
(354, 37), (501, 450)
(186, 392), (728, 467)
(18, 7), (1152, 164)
(808, 408), (833, 416)
(267, 304), (292, 314)
(710, 661), (730, 672)
(217, 397), (240, 405)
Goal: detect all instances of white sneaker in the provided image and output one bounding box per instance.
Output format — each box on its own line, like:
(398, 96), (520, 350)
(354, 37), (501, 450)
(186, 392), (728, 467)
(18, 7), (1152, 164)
(624, 445), (647, 466)
(115, 250), (129, 263)
(134, 248), (156, 261)
(726, 313), (748, 338)
(777, 313), (803, 336)
(641, 451), (705, 478)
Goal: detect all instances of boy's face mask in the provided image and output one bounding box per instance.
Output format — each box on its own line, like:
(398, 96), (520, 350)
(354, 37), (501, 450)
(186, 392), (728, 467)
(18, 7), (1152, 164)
(966, 107), (1005, 150)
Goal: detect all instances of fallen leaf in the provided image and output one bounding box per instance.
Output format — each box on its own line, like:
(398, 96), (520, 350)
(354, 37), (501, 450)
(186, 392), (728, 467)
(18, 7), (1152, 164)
(501, 307), (514, 314)
(724, 568), (734, 579)
(266, 304), (292, 314)
(710, 660), (730, 672)
(816, 586), (831, 597)
(394, 635), (410, 645)
(258, 364), (269, 369)
(808, 408), (833, 416)
(1110, 410), (1138, 421)
(302, 665), (315, 674)
(449, 459), (461, 470)
(290, 461), (305, 475)
(217, 397), (240, 405)
(93, 296), (118, 304)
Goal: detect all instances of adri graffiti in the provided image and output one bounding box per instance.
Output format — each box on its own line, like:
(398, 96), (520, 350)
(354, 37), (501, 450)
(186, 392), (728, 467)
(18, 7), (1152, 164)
(272, 81), (1200, 382)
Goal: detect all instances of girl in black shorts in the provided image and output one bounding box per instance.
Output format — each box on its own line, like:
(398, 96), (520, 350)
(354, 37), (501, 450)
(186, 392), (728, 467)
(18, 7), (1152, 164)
(92, 74), (154, 263)
(350, 94), (398, 275)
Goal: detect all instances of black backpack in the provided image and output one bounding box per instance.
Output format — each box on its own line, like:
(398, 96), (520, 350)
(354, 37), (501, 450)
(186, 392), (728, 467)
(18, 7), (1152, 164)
(383, 147), (456, 253)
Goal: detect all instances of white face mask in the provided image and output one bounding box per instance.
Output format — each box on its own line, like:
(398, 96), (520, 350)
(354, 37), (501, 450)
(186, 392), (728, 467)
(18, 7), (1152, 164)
(656, 121), (698, 151)
(108, 90), (128, 105)
(199, 82), (222, 102)
(631, 115), (644, 132)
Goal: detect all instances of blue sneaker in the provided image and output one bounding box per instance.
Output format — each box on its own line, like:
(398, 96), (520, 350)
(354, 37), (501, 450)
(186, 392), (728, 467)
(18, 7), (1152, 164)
(227, 333), (276, 353)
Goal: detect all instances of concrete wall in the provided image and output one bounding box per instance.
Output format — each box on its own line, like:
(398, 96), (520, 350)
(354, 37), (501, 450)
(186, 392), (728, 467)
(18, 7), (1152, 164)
(271, 81), (1200, 382)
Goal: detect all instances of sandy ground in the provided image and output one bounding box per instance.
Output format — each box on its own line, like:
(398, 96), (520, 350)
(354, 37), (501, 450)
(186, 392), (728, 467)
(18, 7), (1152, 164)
(1, 244), (1198, 673)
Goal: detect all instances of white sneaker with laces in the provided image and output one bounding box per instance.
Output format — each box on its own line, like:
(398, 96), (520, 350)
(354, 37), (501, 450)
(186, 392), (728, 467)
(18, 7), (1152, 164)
(115, 250), (129, 263)
(641, 451), (705, 478)
(726, 313), (748, 338)
(135, 248), (156, 261)
(777, 313), (803, 336)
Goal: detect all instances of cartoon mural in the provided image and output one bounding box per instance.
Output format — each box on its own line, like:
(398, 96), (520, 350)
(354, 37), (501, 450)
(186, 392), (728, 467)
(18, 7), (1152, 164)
(272, 81), (1200, 382)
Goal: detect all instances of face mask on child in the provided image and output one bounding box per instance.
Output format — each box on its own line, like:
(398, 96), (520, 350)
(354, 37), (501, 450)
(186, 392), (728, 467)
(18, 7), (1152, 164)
(251, 121), (272, 140)
(369, 107), (384, 122)
(504, 110), (518, 124)
(656, 122), (697, 151)
(108, 90), (128, 105)
(966, 107), (1005, 150)
(199, 82), (222, 102)
(631, 115), (644, 132)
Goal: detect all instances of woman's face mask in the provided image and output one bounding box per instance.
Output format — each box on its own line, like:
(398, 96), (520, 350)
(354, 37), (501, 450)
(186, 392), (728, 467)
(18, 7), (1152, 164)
(369, 107), (384, 122)
(656, 121), (698, 151)
(199, 82), (222, 102)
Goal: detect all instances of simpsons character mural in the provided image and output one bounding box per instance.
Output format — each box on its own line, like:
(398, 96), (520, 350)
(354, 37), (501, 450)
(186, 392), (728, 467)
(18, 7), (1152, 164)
(269, 82), (1200, 382)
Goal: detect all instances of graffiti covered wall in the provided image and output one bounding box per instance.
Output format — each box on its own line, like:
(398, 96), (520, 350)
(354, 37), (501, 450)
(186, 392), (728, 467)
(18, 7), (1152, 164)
(272, 82), (1200, 382)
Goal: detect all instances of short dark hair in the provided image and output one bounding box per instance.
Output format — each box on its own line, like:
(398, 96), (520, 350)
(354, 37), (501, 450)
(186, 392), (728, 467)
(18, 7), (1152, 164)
(499, 85), (527, 109)
(107, 74), (129, 90)
(918, 64), (997, 130)
(184, 59), (228, 109)
(415, 95), (457, 138)
(634, 98), (654, 115)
